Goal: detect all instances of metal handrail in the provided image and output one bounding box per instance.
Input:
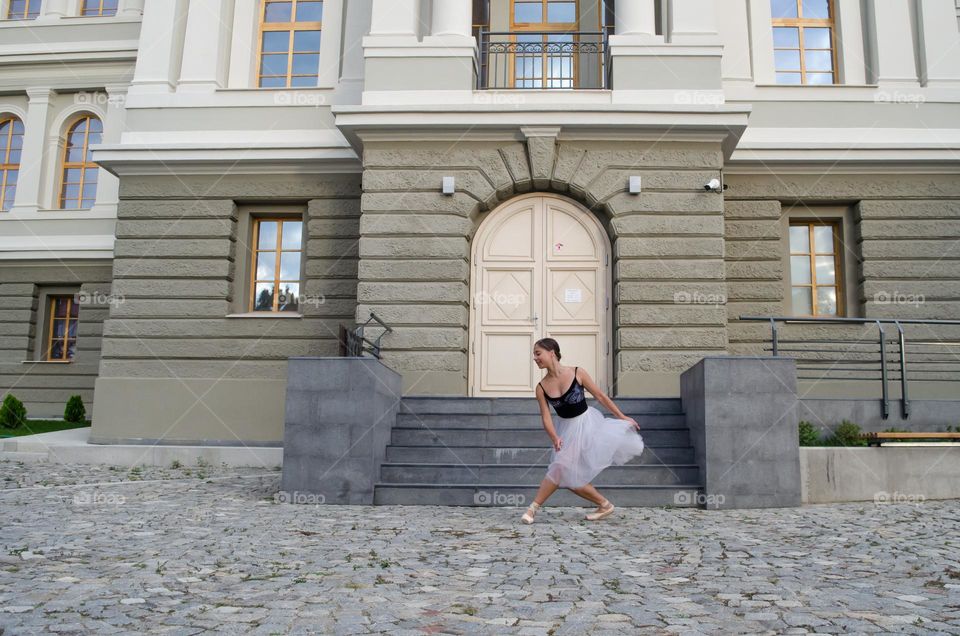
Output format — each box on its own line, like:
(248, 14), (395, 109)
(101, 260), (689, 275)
(739, 316), (960, 419)
(476, 28), (612, 90)
(339, 312), (392, 360)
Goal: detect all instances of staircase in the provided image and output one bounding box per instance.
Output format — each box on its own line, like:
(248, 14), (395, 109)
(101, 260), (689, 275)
(374, 397), (704, 507)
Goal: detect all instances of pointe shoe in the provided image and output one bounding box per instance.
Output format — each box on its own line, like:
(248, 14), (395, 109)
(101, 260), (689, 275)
(521, 501), (541, 524)
(585, 500), (615, 521)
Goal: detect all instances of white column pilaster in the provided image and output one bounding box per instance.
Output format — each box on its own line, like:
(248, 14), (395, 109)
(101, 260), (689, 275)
(10, 89), (55, 213)
(129, 0), (189, 94)
(867, 0), (920, 86)
(37, 0), (68, 20)
(177, 0), (235, 92)
(91, 86), (126, 210)
(613, 0), (658, 39)
(369, 0), (420, 37)
(835, 0), (867, 85)
(668, 0), (720, 44)
(430, 0), (471, 37)
(917, 0), (960, 86)
(117, 0), (145, 18)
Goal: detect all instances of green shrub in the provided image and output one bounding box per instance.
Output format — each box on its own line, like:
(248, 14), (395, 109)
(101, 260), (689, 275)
(798, 420), (821, 446)
(823, 420), (868, 447)
(0, 394), (27, 430)
(64, 395), (86, 424)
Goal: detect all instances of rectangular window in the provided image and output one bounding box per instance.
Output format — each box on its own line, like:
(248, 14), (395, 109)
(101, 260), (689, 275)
(771, 0), (836, 84)
(257, 0), (323, 88)
(46, 295), (79, 361)
(81, 0), (118, 16)
(509, 0), (588, 89)
(7, 0), (42, 19)
(250, 218), (303, 312)
(789, 221), (843, 316)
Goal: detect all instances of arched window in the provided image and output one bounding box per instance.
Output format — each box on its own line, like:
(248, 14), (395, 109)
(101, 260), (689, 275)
(0, 117), (23, 212)
(257, 0), (323, 87)
(81, 0), (118, 16)
(6, 0), (42, 19)
(59, 115), (102, 210)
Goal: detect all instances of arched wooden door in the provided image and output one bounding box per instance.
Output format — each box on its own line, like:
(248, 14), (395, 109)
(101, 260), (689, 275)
(469, 194), (611, 396)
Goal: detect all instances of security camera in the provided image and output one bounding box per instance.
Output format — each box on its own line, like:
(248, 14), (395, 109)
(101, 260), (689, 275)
(705, 178), (722, 192)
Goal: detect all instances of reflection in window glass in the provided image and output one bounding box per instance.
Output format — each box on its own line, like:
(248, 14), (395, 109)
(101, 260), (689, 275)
(258, 0), (323, 88)
(514, 1), (542, 22)
(771, 0), (835, 85)
(47, 295), (80, 361)
(251, 218), (304, 312)
(59, 116), (101, 209)
(81, 0), (118, 16)
(546, 1), (575, 23)
(770, 0), (798, 18)
(0, 118), (24, 212)
(790, 223), (842, 316)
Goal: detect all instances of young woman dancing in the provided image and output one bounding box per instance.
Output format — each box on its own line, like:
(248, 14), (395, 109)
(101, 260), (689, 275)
(521, 338), (645, 524)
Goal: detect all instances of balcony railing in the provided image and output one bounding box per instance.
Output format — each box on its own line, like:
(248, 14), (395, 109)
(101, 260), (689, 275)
(477, 29), (611, 90)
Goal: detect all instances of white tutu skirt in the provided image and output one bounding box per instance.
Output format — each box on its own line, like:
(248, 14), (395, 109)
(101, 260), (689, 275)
(545, 406), (646, 489)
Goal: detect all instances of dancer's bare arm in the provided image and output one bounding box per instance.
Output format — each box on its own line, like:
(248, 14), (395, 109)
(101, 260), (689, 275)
(577, 368), (640, 431)
(535, 384), (563, 451)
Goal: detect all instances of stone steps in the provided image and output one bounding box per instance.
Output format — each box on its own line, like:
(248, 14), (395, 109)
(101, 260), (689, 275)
(390, 426), (691, 447)
(395, 412), (688, 429)
(375, 397), (704, 507)
(384, 445), (695, 465)
(400, 397), (683, 415)
(374, 484), (703, 507)
(379, 463), (701, 486)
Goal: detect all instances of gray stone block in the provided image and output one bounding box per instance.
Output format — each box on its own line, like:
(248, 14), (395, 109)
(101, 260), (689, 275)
(280, 357), (401, 505)
(681, 356), (801, 510)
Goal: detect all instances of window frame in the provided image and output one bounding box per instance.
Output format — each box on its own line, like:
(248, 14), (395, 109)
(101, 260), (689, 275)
(507, 0), (598, 89)
(45, 294), (80, 362)
(255, 0), (324, 89)
(788, 219), (845, 317)
(770, 0), (838, 85)
(6, 0), (42, 19)
(0, 116), (23, 212)
(58, 114), (102, 210)
(249, 216), (305, 313)
(80, 0), (118, 16)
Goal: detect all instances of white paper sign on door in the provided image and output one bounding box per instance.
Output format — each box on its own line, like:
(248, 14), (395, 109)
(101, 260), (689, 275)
(564, 288), (582, 303)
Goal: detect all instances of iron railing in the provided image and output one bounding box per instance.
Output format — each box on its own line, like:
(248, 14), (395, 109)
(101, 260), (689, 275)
(339, 312), (392, 360)
(477, 28), (611, 90)
(739, 316), (960, 419)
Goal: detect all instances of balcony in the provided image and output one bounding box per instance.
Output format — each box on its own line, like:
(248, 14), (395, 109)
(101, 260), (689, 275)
(477, 28), (611, 90)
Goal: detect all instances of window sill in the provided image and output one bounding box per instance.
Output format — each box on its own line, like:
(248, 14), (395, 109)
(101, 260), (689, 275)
(225, 312), (303, 319)
(22, 360), (73, 364)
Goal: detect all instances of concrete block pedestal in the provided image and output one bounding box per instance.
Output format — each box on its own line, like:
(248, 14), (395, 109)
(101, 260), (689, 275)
(681, 356), (801, 509)
(280, 357), (401, 505)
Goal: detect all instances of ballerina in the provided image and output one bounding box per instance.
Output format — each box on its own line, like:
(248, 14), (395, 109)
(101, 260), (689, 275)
(521, 337), (645, 524)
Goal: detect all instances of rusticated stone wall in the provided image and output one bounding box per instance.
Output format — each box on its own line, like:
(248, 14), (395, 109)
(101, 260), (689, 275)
(358, 136), (728, 396)
(0, 262), (113, 417)
(91, 173), (362, 444)
(725, 172), (960, 399)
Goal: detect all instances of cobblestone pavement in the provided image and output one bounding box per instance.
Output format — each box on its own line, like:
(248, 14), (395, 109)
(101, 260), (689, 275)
(0, 460), (958, 635)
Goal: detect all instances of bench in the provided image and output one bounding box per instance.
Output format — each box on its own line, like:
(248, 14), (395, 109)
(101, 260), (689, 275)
(862, 432), (960, 446)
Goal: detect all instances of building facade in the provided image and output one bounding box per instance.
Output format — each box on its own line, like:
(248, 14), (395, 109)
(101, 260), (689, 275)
(1, 0), (959, 445)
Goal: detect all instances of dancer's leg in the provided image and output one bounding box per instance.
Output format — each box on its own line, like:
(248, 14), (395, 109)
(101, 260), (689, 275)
(532, 477), (559, 505)
(569, 483), (606, 506)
